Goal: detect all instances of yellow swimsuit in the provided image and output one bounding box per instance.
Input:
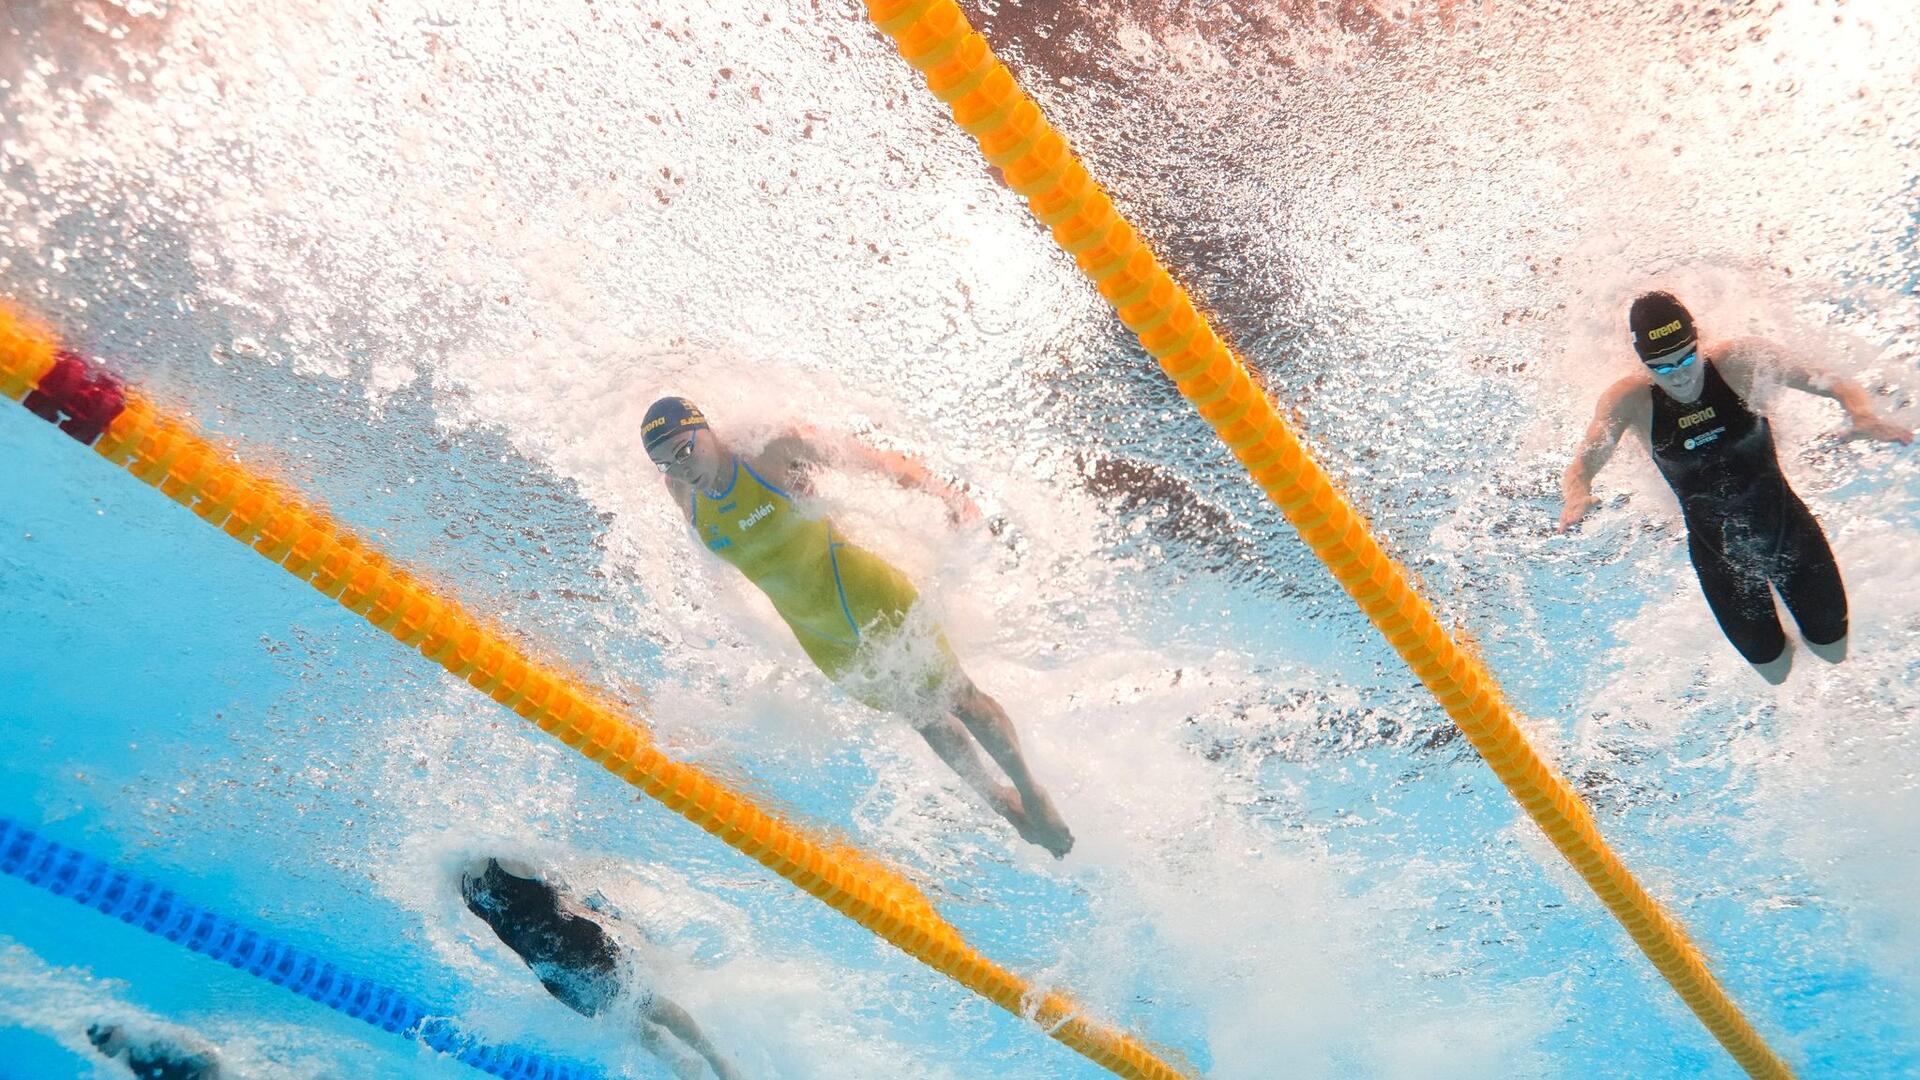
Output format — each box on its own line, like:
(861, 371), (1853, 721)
(690, 460), (956, 710)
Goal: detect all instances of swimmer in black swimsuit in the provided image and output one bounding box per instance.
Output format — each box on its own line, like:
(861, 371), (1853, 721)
(460, 858), (745, 1080)
(86, 1023), (220, 1080)
(1559, 291), (1912, 683)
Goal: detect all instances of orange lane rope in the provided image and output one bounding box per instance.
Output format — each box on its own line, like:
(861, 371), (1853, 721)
(857, 3), (1792, 1076)
(0, 303), (1192, 1080)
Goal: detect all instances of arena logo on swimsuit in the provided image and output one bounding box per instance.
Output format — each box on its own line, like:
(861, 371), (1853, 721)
(739, 503), (775, 530)
(1678, 406), (1717, 429)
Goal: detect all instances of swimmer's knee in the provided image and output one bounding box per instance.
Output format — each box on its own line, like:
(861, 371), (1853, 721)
(946, 676), (986, 713)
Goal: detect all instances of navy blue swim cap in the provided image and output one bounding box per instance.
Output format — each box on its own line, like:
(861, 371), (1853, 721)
(642, 396), (709, 452)
(1628, 292), (1698, 365)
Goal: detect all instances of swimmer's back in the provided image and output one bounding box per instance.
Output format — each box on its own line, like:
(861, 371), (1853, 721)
(461, 860), (626, 1017)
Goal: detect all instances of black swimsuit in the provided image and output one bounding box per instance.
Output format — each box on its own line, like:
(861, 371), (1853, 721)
(462, 860), (645, 1017)
(119, 1047), (219, 1080)
(1647, 360), (1847, 662)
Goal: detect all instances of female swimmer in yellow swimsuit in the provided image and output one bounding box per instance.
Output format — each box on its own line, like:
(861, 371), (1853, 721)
(644, 396), (1074, 857)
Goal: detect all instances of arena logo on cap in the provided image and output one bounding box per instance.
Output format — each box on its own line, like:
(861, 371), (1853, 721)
(1647, 319), (1686, 340)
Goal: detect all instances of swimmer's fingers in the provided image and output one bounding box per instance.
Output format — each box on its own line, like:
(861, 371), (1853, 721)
(1556, 495), (1600, 533)
(1870, 418), (1914, 445)
(1837, 417), (1915, 445)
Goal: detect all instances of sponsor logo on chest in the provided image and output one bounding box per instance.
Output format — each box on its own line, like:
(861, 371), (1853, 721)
(738, 503), (776, 530)
(1678, 406), (1717, 429)
(1683, 426), (1726, 451)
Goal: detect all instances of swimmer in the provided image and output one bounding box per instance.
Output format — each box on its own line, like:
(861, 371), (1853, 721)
(1559, 291), (1912, 682)
(86, 1023), (220, 1080)
(642, 397), (1075, 857)
(460, 857), (743, 1080)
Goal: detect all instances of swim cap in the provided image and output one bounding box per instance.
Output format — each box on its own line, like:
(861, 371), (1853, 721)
(642, 396), (709, 452)
(1628, 292), (1698, 365)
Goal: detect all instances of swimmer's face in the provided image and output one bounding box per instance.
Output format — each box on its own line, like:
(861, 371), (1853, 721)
(1646, 347), (1707, 401)
(650, 428), (727, 491)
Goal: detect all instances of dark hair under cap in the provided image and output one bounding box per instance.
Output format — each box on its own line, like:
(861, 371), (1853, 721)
(642, 396), (709, 452)
(1628, 291), (1698, 364)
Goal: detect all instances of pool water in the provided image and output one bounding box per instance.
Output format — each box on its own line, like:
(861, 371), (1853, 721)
(3, 1), (1918, 1077)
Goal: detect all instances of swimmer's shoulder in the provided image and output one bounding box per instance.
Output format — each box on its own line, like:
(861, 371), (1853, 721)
(751, 425), (828, 492)
(758, 424), (823, 462)
(1596, 373), (1654, 434)
(1706, 337), (1781, 397)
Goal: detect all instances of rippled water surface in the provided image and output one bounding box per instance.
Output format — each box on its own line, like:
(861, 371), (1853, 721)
(3, 0), (1918, 1076)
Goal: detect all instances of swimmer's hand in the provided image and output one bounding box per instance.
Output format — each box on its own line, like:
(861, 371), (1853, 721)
(943, 488), (984, 528)
(1557, 490), (1601, 533)
(1843, 414), (1914, 445)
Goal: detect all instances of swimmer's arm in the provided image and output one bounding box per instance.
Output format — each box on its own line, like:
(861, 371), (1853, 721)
(772, 426), (982, 524)
(1559, 378), (1645, 532)
(1742, 339), (1915, 445)
(642, 997), (745, 1080)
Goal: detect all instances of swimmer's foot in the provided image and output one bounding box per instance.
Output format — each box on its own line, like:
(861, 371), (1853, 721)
(990, 785), (1073, 857)
(1017, 789), (1074, 858)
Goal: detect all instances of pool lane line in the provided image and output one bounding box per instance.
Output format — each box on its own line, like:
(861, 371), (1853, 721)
(0, 305), (1193, 1080)
(0, 818), (605, 1080)
(855, 2), (1794, 1076)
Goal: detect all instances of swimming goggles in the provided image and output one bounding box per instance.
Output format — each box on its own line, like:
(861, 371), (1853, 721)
(653, 433), (697, 473)
(1647, 349), (1698, 376)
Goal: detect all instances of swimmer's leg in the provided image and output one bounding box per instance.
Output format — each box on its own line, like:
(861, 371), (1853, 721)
(916, 713), (1030, 830)
(633, 1017), (706, 1080)
(1688, 531), (1790, 683)
(643, 998), (746, 1080)
(949, 675), (1074, 857)
(1772, 494), (1848, 664)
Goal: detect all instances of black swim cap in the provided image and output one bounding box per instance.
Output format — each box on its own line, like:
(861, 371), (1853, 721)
(1628, 292), (1698, 365)
(642, 396), (709, 452)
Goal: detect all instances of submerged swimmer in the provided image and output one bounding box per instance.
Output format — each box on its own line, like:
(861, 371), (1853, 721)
(642, 396), (1075, 857)
(460, 857), (742, 1080)
(86, 1023), (220, 1080)
(1560, 291), (1912, 682)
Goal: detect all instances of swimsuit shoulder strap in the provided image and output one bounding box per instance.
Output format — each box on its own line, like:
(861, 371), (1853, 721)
(740, 460), (796, 501)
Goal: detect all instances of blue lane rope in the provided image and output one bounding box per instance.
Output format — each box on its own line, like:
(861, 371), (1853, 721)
(0, 818), (609, 1080)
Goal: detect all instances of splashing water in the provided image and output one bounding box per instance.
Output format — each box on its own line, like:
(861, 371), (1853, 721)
(2, 0), (1917, 1076)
